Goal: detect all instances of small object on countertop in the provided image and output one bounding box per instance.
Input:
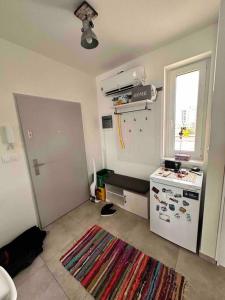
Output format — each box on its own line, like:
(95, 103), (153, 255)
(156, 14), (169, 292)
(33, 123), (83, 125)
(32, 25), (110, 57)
(164, 160), (181, 171)
(190, 170), (202, 176)
(163, 171), (171, 177)
(156, 205), (160, 211)
(177, 173), (186, 179)
(160, 201), (168, 206)
(191, 167), (201, 172)
(180, 168), (188, 175)
(175, 153), (191, 161)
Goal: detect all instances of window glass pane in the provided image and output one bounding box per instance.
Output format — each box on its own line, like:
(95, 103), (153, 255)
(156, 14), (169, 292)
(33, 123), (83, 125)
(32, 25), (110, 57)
(175, 70), (199, 152)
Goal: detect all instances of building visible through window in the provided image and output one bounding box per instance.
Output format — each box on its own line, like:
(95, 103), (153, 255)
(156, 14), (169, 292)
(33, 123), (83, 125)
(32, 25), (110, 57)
(164, 57), (210, 161)
(175, 70), (199, 152)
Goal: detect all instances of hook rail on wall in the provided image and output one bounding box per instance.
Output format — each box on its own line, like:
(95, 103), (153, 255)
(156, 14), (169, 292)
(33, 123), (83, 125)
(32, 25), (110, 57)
(156, 87), (163, 92)
(114, 102), (151, 115)
(113, 86), (163, 115)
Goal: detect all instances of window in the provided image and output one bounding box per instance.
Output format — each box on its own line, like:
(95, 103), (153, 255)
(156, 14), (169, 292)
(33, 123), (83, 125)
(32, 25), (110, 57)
(164, 57), (210, 161)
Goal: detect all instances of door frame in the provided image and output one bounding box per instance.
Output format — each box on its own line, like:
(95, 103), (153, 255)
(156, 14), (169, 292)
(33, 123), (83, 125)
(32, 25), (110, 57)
(215, 166), (225, 266)
(14, 93), (42, 227)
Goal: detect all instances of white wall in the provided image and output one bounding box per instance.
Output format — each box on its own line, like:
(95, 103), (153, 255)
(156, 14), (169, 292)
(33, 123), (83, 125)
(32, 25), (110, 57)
(96, 25), (217, 181)
(201, 0), (225, 259)
(0, 38), (102, 247)
(96, 25), (219, 259)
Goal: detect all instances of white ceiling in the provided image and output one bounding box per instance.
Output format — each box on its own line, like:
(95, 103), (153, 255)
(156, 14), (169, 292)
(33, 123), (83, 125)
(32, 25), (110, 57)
(0, 0), (220, 75)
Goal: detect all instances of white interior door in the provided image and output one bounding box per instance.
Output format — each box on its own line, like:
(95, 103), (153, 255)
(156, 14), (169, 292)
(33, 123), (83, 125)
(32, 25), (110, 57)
(15, 94), (89, 227)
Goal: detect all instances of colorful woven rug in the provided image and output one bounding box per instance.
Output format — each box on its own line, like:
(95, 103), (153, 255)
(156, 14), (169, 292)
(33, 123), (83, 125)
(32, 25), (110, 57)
(60, 225), (187, 300)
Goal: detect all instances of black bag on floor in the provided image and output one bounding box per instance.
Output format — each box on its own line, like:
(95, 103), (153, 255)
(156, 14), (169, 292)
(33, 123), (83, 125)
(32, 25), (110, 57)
(0, 226), (46, 277)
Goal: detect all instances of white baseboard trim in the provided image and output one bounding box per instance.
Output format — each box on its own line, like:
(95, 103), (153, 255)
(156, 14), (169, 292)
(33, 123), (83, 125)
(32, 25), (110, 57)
(199, 252), (217, 264)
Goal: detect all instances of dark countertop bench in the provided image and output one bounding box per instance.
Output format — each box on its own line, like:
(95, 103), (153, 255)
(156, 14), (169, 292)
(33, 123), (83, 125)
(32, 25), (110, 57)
(104, 173), (149, 195)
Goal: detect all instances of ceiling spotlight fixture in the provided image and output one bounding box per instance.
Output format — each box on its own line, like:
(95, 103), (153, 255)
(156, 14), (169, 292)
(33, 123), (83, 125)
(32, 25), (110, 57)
(74, 1), (99, 50)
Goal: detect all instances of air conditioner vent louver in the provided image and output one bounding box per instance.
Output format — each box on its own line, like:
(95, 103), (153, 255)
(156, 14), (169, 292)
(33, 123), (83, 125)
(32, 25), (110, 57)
(101, 66), (145, 97)
(105, 84), (134, 96)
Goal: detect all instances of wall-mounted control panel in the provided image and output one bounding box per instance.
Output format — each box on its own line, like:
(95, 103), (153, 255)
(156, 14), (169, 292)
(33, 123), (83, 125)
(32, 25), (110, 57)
(102, 115), (113, 129)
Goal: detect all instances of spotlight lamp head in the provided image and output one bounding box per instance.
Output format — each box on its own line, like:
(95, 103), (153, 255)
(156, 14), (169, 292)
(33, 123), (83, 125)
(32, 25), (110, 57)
(81, 18), (99, 49)
(74, 1), (99, 50)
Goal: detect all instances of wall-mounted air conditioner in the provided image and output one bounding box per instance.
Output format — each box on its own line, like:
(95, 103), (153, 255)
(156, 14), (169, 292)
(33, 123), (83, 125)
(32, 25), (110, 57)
(101, 66), (145, 96)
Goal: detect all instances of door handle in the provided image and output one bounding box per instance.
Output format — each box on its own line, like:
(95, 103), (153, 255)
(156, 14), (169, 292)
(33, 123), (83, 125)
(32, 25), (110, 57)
(33, 159), (45, 176)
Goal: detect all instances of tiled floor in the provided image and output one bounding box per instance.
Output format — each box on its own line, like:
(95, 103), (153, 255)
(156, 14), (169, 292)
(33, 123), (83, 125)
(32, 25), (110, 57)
(14, 201), (225, 300)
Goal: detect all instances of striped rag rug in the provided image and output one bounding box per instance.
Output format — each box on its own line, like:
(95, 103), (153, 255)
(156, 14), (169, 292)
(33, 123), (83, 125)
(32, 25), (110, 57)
(60, 225), (187, 300)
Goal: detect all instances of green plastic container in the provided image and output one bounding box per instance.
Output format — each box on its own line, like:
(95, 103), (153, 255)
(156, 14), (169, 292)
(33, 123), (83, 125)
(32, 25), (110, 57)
(97, 169), (114, 188)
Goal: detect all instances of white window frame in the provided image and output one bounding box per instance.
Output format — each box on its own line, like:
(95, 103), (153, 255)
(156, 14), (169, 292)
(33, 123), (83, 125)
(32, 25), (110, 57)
(163, 56), (211, 161)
